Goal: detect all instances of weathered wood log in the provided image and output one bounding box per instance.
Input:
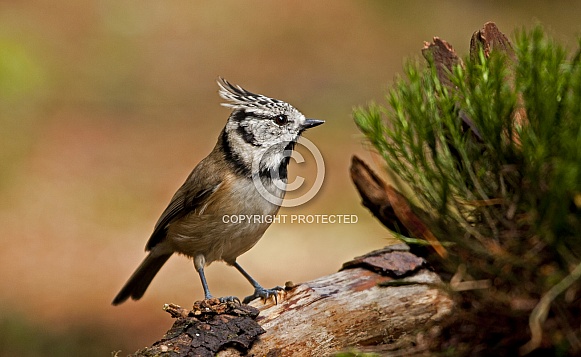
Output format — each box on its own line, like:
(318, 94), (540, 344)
(131, 301), (265, 357)
(130, 245), (453, 356)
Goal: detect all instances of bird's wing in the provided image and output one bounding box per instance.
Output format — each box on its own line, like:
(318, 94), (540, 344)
(145, 171), (222, 251)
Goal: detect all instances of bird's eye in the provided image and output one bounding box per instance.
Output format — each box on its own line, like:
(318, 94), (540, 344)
(273, 114), (288, 126)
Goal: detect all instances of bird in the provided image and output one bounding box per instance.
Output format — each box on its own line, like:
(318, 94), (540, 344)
(112, 77), (324, 305)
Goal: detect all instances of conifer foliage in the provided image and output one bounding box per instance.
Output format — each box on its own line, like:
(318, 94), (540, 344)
(354, 23), (581, 355)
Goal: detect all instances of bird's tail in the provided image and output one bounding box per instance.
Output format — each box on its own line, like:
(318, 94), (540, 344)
(112, 253), (172, 305)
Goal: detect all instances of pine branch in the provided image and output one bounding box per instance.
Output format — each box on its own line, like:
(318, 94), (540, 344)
(353, 22), (581, 355)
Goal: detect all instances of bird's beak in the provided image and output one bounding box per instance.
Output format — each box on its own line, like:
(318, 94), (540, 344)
(302, 118), (325, 130)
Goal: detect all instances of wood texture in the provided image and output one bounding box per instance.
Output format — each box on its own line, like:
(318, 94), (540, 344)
(130, 246), (453, 356)
(220, 265), (452, 356)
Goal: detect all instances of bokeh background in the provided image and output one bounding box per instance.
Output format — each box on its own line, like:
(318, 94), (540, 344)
(1, 1), (581, 355)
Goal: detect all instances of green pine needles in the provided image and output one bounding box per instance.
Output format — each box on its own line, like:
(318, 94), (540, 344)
(354, 26), (581, 354)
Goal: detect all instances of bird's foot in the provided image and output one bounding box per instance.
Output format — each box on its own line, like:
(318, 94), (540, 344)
(200, 295), (241, 304)
(218, 295), (241, 304)
(242, 286), (284, 304)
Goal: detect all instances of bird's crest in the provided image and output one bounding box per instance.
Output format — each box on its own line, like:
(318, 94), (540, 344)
(217, 77), (288, 115)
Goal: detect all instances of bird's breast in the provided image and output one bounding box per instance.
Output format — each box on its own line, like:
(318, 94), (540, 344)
(167, 175), (284, 264)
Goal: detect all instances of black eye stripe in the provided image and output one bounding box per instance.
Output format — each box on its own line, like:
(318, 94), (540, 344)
(238, 111), (291, 125)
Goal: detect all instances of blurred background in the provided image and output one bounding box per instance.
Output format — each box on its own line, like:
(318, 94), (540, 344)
(1, 1), (580, 355)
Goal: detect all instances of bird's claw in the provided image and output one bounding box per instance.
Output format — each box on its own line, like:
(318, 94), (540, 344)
(218, 295), (241, 304)
(242, 286), (284, 304)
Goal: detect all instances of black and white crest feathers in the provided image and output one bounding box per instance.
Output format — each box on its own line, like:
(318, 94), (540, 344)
(217, 77), (289, 115)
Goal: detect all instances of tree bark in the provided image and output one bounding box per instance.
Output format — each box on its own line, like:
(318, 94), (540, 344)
(222, 267), (451, 356)
(131, 245), (453, 357)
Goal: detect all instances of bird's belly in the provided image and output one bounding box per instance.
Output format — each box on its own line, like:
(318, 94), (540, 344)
(168, 214), (271, 264)
(166, 176), (283, 264)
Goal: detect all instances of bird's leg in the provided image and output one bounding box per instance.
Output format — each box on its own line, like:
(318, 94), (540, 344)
(233, 261), (283, 304)
(196, 264), (214, 300)
(194, 256), (239, 303)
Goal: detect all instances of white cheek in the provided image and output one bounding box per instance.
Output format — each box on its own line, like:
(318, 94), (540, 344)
(282, 124), (301, 141)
